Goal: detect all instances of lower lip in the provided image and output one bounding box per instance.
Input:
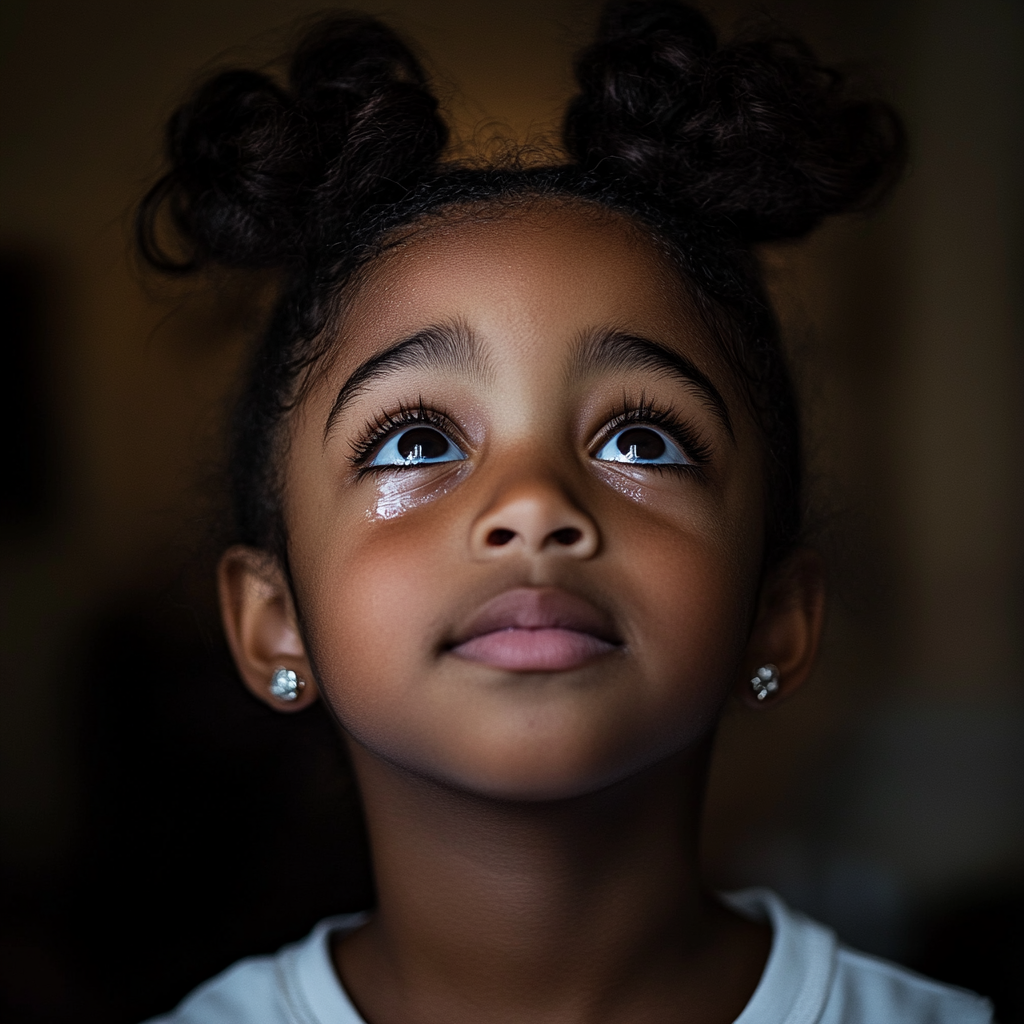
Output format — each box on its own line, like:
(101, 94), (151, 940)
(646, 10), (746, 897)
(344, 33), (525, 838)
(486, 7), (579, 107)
(451, 628), (616, 672)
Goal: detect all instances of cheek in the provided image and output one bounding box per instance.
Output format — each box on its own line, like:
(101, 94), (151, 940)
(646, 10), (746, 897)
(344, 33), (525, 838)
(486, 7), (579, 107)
(294, 504), (458, 728)
(644, 546), (751, 707)
(605, 497), (760, 719)
(290, 459), (463, 670)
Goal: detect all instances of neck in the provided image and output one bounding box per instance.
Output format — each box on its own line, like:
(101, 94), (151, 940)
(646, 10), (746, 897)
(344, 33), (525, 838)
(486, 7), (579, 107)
(335, 741), (767, 1024)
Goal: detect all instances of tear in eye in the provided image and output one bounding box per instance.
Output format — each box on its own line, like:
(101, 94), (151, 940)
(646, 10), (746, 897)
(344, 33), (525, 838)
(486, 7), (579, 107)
(368, 426), (467, 468)
(594, 427), (689, 466)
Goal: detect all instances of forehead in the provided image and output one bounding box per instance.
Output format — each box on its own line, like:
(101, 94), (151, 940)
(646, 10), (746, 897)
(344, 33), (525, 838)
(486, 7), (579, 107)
(335, 201), (716, 365)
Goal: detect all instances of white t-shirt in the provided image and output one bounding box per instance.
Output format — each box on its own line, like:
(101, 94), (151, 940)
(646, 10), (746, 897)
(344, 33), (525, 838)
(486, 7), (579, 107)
(147, 889), (992, 1023)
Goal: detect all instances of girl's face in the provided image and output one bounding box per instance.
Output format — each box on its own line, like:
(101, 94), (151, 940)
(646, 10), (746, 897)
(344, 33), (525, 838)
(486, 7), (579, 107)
(246, 203), (777, 800)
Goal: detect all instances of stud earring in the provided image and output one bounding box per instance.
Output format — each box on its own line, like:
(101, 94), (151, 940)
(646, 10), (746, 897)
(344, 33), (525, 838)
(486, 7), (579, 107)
(270, 666), (305, 702)
(750, 664), (780, 701)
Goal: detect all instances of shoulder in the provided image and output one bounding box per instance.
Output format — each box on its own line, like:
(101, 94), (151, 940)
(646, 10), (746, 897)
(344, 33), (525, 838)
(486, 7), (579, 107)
(825, 946), (993, 1024)
(725, 888), (993, 1024)
(142, 914), (369, 1024)
(144, 953), (289, 1024)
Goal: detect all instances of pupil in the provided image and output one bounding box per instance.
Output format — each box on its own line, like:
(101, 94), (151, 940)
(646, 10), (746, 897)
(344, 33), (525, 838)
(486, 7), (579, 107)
(617, 428), (664, 461)
(398, 427), (449, 460)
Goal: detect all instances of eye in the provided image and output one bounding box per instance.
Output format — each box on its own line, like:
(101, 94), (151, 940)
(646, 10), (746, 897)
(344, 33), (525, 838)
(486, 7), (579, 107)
(594, 426), (690, 466)
(367, 425), (467, 468)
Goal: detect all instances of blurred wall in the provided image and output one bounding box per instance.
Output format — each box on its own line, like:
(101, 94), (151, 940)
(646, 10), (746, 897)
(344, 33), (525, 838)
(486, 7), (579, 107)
(1, 0), (1021, 1020)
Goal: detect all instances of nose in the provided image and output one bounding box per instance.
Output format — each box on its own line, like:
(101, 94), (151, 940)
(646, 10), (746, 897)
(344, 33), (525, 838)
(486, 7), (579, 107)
(469, 480), (600, 560)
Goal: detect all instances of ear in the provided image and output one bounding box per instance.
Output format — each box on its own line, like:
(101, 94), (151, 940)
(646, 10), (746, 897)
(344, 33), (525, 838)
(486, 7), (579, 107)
(736, 547), (826, 708)
(217, 545), (319, 712)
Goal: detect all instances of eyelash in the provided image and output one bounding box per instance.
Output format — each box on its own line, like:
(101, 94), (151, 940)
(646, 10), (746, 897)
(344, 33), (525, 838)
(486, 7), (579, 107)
(348, 394), (714, 472)
(348, 400), (463, 471)
(598, 394), (714, 471)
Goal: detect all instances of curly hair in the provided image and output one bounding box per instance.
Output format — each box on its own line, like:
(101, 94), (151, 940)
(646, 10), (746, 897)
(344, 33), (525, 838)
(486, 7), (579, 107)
(137, 0), (904, 573)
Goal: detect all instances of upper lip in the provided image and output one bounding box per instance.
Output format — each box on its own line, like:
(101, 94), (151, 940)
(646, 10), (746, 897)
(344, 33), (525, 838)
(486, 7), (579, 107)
(449, 587), (622, 647)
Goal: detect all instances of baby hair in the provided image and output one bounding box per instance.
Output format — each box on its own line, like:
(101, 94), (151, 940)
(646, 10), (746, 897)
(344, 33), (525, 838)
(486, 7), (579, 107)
(137, 0), (904, 575)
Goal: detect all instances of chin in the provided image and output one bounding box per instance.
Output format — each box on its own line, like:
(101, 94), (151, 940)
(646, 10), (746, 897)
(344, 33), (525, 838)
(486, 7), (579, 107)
(428, 729), (684, 804)
(334, 672), (719, 804)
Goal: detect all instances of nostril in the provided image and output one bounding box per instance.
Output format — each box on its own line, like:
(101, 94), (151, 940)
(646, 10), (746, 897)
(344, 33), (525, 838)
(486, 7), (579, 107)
(486, 528), (516, 547)
(551, 527), (582, 546)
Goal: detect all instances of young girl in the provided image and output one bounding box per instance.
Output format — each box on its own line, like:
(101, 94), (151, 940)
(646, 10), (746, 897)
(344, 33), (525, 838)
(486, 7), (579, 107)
(139, 3), (993, 1021)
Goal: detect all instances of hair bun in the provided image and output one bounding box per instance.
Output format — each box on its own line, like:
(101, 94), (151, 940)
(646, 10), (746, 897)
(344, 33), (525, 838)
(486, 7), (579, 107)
(565, 0), (905, 242)
(138, 16), (448, 272)
(596, 0), (716, 55)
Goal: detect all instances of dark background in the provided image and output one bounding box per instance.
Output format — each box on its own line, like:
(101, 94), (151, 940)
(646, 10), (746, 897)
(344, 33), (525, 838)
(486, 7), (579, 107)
(1, 1), (1022, 1021)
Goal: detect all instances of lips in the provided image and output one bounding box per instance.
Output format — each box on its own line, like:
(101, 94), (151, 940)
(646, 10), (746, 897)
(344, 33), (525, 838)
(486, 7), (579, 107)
(448, 587), (621, 672)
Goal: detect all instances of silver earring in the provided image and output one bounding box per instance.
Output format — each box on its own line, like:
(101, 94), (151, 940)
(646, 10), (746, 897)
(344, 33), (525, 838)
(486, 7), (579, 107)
(270, 666), (304, 702)
(751, 664), (780, 701)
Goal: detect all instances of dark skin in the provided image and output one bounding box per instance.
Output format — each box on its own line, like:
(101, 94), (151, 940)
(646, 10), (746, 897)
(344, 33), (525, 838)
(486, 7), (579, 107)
(219, 201), (826, 1023)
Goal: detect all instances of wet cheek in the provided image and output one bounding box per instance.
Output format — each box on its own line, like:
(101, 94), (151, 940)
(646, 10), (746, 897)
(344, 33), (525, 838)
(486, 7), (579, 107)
(368, 464), (470, 520)
(292, 463), (464, 658)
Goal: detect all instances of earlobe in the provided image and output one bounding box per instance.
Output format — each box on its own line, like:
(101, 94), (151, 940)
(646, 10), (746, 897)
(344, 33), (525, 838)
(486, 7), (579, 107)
(217, 545), (319, 712)
(736, 548), (826, 708)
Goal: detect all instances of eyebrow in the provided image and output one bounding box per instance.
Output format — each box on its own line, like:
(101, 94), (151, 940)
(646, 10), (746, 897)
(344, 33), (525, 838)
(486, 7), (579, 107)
(323, 321), (485, 441)
(570, 328), (734, 438)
